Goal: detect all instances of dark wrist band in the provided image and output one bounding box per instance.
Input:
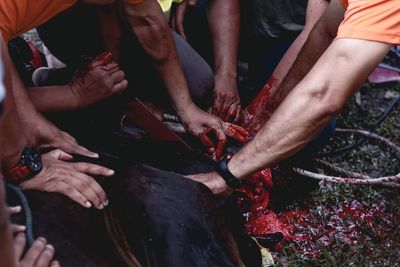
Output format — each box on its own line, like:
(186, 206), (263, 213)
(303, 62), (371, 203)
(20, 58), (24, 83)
(6, 147), (43, 183)
(215, 156), (242, 189)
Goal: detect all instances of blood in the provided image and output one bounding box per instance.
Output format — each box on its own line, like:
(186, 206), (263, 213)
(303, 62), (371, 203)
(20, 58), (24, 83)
(246, 76), (277, 117)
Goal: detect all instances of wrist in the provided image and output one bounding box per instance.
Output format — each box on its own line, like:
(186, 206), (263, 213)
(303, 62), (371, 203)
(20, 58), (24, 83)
(215, 156), (242, 189)
(226, 156), (244, 179)
(215, 70), (237, 82)
(4, 147), (43, 183)
(175, 100), (196, 117)
(67, 82), (82, 110)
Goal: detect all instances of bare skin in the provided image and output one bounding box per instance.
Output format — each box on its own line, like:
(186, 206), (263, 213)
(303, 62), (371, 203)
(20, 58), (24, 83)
(243, 0), (330, 131)
(28, 61), (128, 112)
(188, 1), (391, 194)
(0, 47), (58, 267)
(1, 34), (113, 210)
(171, 0), (242, 123)
(123, 0), (227, 151)
(5, 38), (98, 158)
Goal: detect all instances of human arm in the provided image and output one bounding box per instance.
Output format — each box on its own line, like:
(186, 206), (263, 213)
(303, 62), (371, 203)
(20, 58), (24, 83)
(122, 0), (227, 153)
(27, 61), (127, 112)
(244, 0), (343, 132)
(192, 38), (391, 194)
(3, 34), (97, 157)
(208, 0), (241, 122)
(268, 0), (329, 97)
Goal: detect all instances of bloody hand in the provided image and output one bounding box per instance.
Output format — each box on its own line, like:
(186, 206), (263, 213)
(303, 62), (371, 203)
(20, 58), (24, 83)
(212, 78), (242, 123)
(223, 122), (250, 143)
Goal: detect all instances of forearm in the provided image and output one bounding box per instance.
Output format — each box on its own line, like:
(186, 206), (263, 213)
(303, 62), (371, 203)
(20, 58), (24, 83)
(228, 39), (390, 179)
(268, 0), (329, 97)
(207, 0), (240, 80)
(0, 36), (28, 170)
(27, 85), (78, 112)
(270, 0), (344, 104)
(123, 0), (194, 112)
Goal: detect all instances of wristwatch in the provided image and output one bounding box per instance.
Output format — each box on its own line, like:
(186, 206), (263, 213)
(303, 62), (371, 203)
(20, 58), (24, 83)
(215, 156), (242, 189)
(6, 147), (43, 183)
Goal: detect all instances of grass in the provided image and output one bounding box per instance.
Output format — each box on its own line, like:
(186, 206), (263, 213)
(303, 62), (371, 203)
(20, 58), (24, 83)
(275, 82), (400, 266)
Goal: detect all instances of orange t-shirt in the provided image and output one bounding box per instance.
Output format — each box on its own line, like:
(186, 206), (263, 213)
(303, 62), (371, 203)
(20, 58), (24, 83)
(0, 0), (146, 43)
(337, 0), (400, 44)
(0, 0), (78, 42)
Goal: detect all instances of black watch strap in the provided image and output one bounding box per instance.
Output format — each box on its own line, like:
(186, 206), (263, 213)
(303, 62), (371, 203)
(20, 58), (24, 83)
(215, 156), (242, 189)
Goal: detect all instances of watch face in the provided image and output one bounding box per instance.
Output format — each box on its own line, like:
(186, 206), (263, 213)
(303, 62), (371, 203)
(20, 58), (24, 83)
(20, 147), (43, 175)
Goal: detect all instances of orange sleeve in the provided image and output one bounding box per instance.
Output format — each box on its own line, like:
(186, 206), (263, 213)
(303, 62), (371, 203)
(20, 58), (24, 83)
(124, 0), (146, 4)
(336, 0), (400, 45)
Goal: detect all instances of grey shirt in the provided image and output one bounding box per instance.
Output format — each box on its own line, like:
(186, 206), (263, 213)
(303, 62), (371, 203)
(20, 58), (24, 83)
(250, 0), (307, 38)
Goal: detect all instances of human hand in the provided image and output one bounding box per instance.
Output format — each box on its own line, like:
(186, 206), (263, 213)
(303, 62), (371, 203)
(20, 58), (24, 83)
(69, 52), (128, 109)
(14, 233), (59, 267)
(178, 104), (227, 158)
(20, 149), (113, 210)
(186, 171), (232, 196)
(7, 206), (27, 234)
(20, 110), (98, 158)
(170, 0), (198, 40)
(212, 76), (242, 123)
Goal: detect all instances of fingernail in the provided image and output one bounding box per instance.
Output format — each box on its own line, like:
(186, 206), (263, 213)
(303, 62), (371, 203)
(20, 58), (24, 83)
(18, 225), (26, 231)
(38, 237), (47, 243)
(46, 244), (54, 251)
(92, 153), (99, 158)
(103, 200), (109, 207)
(84, 201), (92, 208)
(14, 206), (22, 212)
(98, 204), (104, 210)
(108, 169), (115, 175)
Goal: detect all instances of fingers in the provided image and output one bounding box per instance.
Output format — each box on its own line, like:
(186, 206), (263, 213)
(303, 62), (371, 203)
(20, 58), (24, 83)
(58, 132), (99, 158)
(10, 224), (26, 234)
(7, 205), (21, 215)
(88, 52), (114, 68)
(175, 3), (188, 40)
(14, 233), (26, 260)
(188, 0), (197, 5)
(103, 62), (119, 73)
(56, 181), (92, 209)
(21, 237), (47, 265)
(110, 70), (128, 93)
(72, 162), (114, 177)
(229, 124), (250, 136)
(35, 244), (55, 267)
(65, 142), (99, 159)
(51, 261), (61, 267)
(223, 123), (249, 143)
(224, 104), (239, 122)
(67, 172), (108, 209)
(233, 106), (242, 123)
(213, 127), (227, 159)
(112, 79), (128, 94)
(199, 132), (215, 154)
(110, 70), (125, 83)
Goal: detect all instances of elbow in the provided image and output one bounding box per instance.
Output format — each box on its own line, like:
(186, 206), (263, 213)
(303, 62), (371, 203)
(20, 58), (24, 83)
(307, 83), (345, 119)
(129, 13), (171, 63)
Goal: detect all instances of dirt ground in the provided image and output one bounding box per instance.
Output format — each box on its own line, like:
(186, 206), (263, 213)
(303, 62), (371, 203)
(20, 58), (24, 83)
(275, 82), (400, 266)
